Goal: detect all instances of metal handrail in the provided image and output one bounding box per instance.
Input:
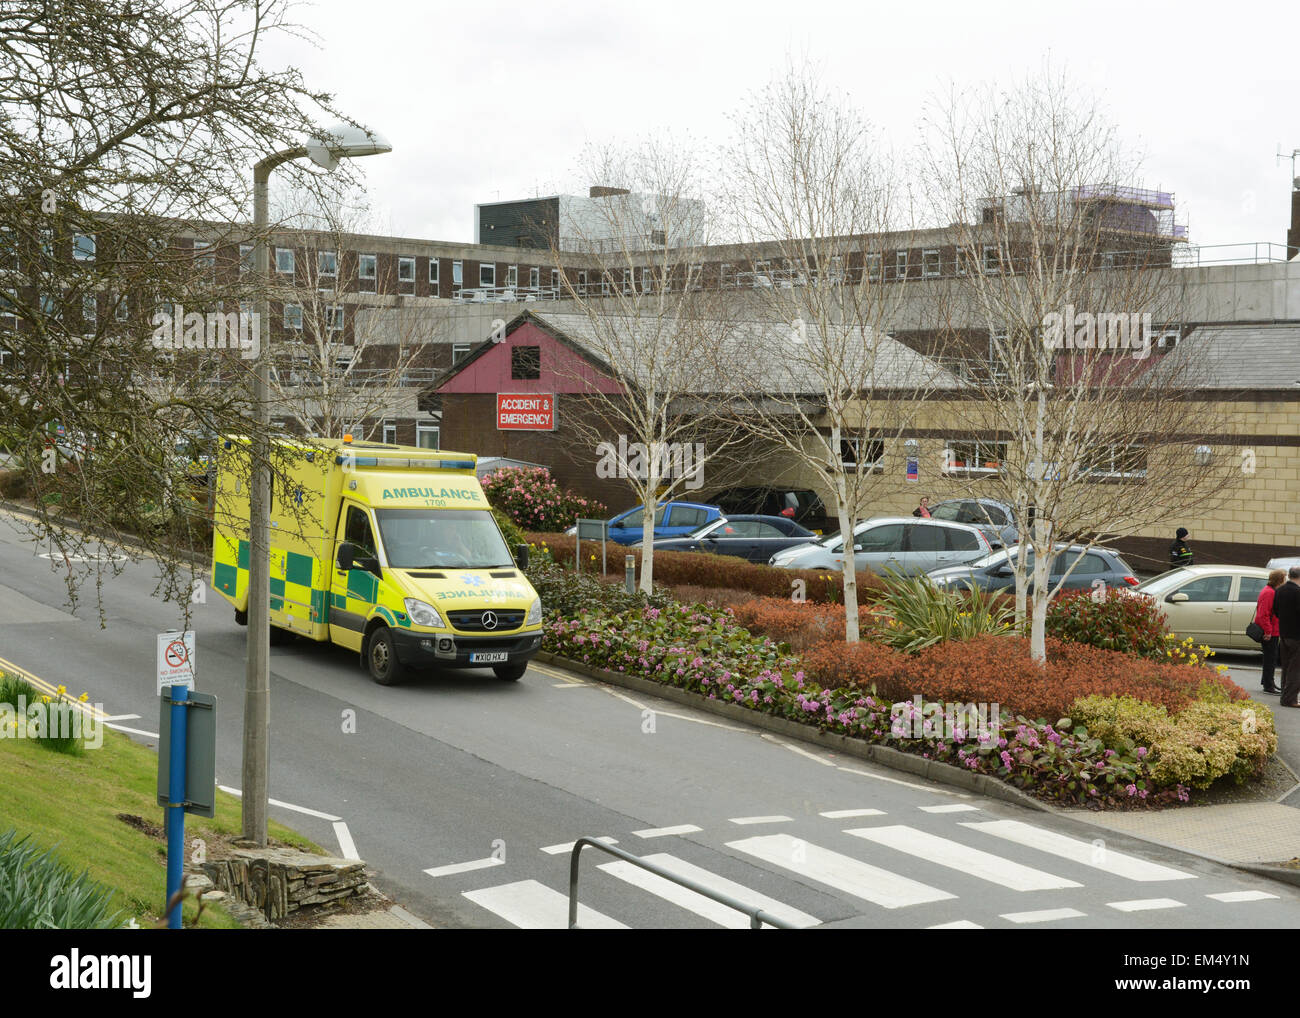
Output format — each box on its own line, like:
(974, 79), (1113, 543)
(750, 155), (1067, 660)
(567, 837), (798, 929)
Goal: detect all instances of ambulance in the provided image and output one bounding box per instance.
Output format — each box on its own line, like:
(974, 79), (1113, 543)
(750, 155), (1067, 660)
(211, 436), (543, 684)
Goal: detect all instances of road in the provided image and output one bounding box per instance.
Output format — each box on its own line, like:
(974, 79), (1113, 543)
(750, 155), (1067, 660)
(1, 510), (1297, 929)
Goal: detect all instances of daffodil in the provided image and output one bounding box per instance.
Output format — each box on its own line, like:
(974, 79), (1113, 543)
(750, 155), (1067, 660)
(79, 692), (89, 702)
(55, 684), (66, 696)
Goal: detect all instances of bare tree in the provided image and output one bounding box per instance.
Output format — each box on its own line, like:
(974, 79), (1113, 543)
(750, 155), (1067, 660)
(920, 70), (1243, 660)
(544, 141), (745, 593)
(0, 0), (354, 613)
(721, 65), (955, 641)
(264, 188), (430, 440)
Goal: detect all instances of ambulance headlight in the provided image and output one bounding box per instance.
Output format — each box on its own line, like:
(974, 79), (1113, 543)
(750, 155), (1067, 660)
(403, 598), (444, 628)
(525, 597), (542, 626)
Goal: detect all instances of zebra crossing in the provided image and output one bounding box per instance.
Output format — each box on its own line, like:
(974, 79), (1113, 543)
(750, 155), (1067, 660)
(423, 805), (1285, 929)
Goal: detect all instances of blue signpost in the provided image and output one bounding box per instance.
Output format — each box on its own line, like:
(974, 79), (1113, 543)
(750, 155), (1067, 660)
(164, 684), (189, 930)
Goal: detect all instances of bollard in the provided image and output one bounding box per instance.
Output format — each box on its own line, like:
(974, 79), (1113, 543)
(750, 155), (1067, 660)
(625, 554), (635, 594)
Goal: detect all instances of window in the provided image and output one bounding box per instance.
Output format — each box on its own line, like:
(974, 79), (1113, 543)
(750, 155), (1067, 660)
(530, 266), (539, 290)
(641, 267), (655, 294)
(326, 305), (344, 332)
(669, 506), (709, 529)
(479, 263), (495, 288)
(276, 248), (295, 274)
(114, 295), (129, 322)
(855, 523), (905, 553)
(344, 504), (377, 558)
(946, 528), (982, 552)
(954, 248), (969, 276)
(452, 260), (463, 292)
(551, 269), (560, 293)
(507, 265), (518, 288)
(511, 345), (541, 379)
(1083, 443), (1147, 480)
(1, 288), (18, 324)
(429, 258), (440, 286)
(81, 292), (96, 330)
(1173, 575), (1231, 603)
(922, 249), (940, 277)
(720, 263), (733, 288)
(1156, 328), (1179, 349)
(283, 304), (302, 330)
(840, 435), (884, 472)
(382, 420), (397, 444)
(193, 241), (214, 270)
(358, 254), (377, 292)
(578, 271), (588, 293)
(1, 228), (16, 271)
(416, 422), (440, 450)
(623, 268), (633, 294)
(943, 439), (1007, 475)
(73, 233), (96, 262)
(894, 250), (908, 279)
(398, 257), (415, 283)
(651, 229), (667, 246)
(452, 343), (471, 364)
(866, 253), (882, 282)
(1238, 576), (1268, 603)
(318, 251), (338, 277)
(905, 523), (947, 553)
(983, 245), (1001, 274)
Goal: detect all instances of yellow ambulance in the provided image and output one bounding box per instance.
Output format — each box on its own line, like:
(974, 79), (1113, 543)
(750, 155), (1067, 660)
(211, 436), (543, 684)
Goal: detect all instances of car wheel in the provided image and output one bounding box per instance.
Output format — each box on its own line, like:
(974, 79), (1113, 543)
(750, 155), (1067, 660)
(366, 627), (406, 686)
(234, 608), (248, 626)
(493, 662), (527, 682)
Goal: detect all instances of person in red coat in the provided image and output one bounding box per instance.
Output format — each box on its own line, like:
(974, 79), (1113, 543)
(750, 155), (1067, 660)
(1257, 569), (1285, 694)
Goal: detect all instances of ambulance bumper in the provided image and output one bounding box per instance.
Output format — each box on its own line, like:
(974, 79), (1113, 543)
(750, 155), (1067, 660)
(391, 629), (544, 667)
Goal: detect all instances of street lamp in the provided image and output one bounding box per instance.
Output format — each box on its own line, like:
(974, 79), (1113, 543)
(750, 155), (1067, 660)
(243, 124), (391, 846)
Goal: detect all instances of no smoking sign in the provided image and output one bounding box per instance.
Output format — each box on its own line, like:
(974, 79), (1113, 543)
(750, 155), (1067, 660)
(157, 630), (197, 693)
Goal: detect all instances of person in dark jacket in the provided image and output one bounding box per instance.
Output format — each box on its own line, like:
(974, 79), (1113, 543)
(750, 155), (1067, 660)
(1169, 527), (1193, 567)
(1257, 569), (1285, 694)
(1272, 565), (1300, 707)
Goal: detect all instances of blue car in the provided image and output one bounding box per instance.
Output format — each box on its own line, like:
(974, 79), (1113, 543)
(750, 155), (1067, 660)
(569, 500), (724, 545)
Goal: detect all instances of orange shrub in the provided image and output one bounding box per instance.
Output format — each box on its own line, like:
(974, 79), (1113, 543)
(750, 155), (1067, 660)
(731, 597), (876, 652)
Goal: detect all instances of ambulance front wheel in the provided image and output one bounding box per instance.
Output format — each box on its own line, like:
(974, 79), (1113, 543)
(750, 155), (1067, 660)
(366, 627), (407, 686)
(494, 662), (527, 682)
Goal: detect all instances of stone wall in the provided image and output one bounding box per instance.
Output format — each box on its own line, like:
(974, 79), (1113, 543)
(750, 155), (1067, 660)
(201, 848), (368, 921)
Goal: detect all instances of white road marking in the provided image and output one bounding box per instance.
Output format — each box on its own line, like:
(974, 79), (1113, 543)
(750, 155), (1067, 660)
(1001, 907), (1086, 924)
(1108, 898), (1185, 912)
(423, 857), (505, 878)
(599, 854), (819, 929)
(727, 834), (955, 909)
(216, 785), (343, 822)
(333, 821), (359, 861)
(632, 825), (703, 839)
(762, 734), (836, 767)
(101, 713), (142, 722)
(463, 879), (627, 929)
(962, 820), (1196, 882)
(845, 825), (1081, 891)
(836, 765), (972, 797)
(1207, 890), (1279, 902)
(929, 920), (983, 929)
(541, 836), (617, 855)
(919, 804), (981, 813)
(105, 723), (160, 739)
(820, 809), (886, 819)
(728, 815), (793, 825)
(552, 682), (587, 688)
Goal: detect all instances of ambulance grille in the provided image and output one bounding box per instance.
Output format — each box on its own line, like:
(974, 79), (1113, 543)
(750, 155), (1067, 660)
(447, 609), (526, 632)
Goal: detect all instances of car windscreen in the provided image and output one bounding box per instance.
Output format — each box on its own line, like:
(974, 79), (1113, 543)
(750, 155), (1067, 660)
(687, 519), (724, 538)
(376, 509), (512, 569)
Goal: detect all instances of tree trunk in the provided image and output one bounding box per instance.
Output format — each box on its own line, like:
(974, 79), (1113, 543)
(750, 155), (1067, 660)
(639, 491), (655, 595)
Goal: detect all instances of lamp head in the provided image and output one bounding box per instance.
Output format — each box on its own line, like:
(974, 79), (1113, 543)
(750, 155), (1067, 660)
(305, 124), (393, 171)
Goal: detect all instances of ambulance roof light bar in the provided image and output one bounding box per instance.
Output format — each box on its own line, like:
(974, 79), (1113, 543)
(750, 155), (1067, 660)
(334, 455), (476, 471)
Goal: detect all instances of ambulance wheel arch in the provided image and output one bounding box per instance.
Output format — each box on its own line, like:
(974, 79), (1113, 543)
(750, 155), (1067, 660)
(362, 621), (406, 686)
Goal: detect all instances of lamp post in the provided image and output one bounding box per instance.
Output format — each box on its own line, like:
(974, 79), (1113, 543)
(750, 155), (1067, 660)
(244, 125), (391, 845)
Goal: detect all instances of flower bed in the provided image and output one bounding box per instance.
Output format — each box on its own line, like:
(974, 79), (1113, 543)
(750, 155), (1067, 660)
(483, 468), (606, 532)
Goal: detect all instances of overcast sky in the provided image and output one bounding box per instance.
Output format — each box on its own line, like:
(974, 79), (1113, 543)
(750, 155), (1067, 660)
(260, 0), (1296, 252)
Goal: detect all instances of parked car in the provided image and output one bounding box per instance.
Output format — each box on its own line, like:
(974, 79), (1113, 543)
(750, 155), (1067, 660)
(1132, 565), (1271, 651)
(928, 543), (1138, 594)
(768, 516), (994, 575)
(925, 498), (1018, 548)
(567, 500), (724, 546)
(705, 486), (832, 534)
(1266, 553), (1300, 571)
(640, 514), (820, 563)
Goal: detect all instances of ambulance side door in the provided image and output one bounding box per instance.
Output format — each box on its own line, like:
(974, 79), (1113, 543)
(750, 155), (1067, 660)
(329, 502), (380, 652)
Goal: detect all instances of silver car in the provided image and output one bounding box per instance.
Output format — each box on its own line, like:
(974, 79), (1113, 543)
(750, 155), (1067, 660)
(769, 516), (994, 575)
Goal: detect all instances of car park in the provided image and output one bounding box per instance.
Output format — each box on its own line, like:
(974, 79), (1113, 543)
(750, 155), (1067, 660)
(569, 500), (724, 546)
(928, 543), (1138, 594)
(641, 514), (820, 563)
(768, 516), (993, 575)
(1132, 565), (1271, 652)
(705, 486), (832, 534)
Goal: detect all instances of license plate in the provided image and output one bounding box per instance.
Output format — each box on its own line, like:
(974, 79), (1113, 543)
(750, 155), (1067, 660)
(470, 652), (509, 663)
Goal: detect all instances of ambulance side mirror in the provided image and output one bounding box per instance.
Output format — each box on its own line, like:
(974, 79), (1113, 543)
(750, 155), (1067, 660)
(514, 543), (530, 570)
(336, 542), (355, 572)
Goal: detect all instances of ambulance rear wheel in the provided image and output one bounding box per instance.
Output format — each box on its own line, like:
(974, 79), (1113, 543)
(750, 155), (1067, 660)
(234, 609), (247, 626)
(493, 662), (527, 682)
(366, 627), (406, 686)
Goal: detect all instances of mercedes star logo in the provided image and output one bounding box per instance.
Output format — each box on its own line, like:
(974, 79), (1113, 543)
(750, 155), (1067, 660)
(481, 610), (498, 630)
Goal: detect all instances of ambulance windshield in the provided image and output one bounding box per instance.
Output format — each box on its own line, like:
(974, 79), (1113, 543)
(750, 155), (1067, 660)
(376, 509), (514, 569)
